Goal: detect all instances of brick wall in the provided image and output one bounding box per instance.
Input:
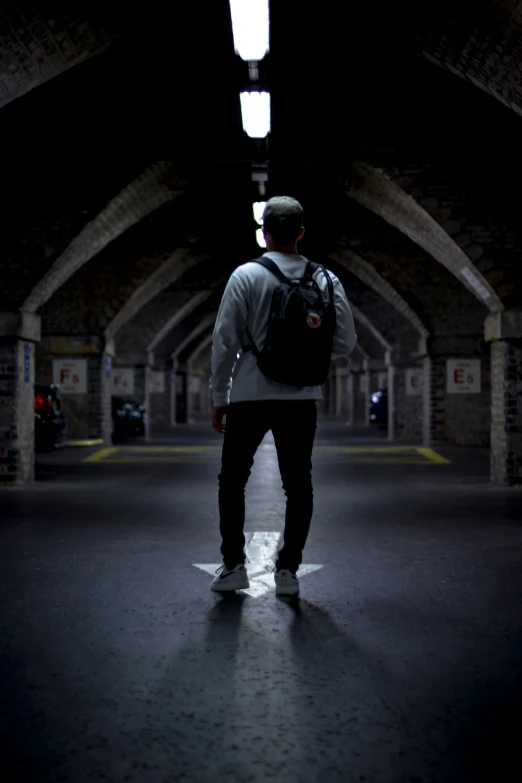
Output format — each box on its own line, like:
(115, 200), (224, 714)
(0, 340), (35, 485)
(35, 337), (111, 442)
(0, 9), (114, 110)
(491, 339), (522, 484)
(393, 366), (423, 441)
(148, 366), (172, 428)
(423, 336), (490, 447)
(388, 163), (522, 309)
(421, 2), (522, 118)
(353, 374), (367, 425)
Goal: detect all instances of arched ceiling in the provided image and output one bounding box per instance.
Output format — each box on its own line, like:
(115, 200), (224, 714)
(2, 0), (521, 368)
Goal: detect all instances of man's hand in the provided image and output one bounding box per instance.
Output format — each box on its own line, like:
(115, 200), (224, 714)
(212, 406), (227, 435)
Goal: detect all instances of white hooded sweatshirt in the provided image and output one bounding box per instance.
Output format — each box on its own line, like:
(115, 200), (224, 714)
(209, 251), (357, 407)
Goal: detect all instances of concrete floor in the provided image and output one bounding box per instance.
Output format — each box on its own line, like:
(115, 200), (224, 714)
(1, 420), (522, 783)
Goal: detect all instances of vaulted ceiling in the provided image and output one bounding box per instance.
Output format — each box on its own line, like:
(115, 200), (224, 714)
(1, 0), (521, 365)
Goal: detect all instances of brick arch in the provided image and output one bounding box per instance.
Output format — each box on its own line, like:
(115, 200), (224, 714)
(22, 162), (187, 314)
(179, 315), (380, 382)
(421, 2), (522, 118)
(350, 303), (392, 354)
(329, 250), (429, 339)
(183, 333), (378, 374)
(346, 162), (503, 312)
(163, 297), (388, 361)
(172, 315), (216, 362)
(147, 283), (225, 354)
(115, 250), (391, 362)
(105, 246), (209, 340)
(0, 8), (114, 110)
(187, 333), (214, 369)
(352, 343), (370, 361)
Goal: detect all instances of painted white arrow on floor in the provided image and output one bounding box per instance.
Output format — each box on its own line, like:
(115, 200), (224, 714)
(194, 531), (324, 597)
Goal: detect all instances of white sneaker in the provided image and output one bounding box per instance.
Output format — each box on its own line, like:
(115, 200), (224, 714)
(210, 563), (250, 592)
(274, 569), (300, 596)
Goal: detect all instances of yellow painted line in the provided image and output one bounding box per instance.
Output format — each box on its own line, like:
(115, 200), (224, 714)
(315, 446), (417, 453)
(343, 458), (432, 465)
(98, 457), (202, 464)
(64, 439), (104, 447)
(82, 448), (119, 463)
(415, 447), (452, 464)
(110, 446), (221, 453)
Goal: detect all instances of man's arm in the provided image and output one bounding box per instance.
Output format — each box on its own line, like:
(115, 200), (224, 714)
(210, 270), (249, 408)
(330, 274), (358, 359)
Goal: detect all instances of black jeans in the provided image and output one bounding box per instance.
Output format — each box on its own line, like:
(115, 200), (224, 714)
(218, 399), (318, 574)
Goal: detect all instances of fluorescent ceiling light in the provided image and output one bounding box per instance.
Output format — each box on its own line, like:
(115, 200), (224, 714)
(256, 228), (266, 248)
(253, 201), (266, 225)
(229, 0), (269, 61)
(240, 91), (271, 138)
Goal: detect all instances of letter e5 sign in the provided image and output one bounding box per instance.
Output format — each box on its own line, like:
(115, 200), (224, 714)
(447, 359), (481, 394)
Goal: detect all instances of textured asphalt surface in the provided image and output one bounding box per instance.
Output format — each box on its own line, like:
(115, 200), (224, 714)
(1, 420), (522, 783)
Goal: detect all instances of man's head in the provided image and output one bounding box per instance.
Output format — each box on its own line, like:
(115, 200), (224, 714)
(262, 196), (305, 251)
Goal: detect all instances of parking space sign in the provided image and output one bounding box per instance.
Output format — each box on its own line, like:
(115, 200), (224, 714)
(52, 359), (87, 393)
(112, 368), (135, 395)
(151, 371), (165, 393)
(446, 359), (481, 393)
(405, 368), (423, 396)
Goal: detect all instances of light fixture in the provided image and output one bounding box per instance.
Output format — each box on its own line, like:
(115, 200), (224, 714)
(252, 166), (268, 197)
(240, 91), (271, 138)
(253, 201), (266, 225)
(229, 0), (269, 62)
(256, 228), (266, 248)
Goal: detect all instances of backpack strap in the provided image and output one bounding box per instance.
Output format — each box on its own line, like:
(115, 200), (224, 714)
(247, 256), (292, 284)
(243, 328), (258, 356)
(242, 257), (294, 356)
(305, 261), (334, 302)
(242, 257), (335, 354)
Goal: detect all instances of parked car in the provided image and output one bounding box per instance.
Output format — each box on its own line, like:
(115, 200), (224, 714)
(369, 388), (388, 428)
(111, 396), (147, 443)
(34, 384), (67, 452)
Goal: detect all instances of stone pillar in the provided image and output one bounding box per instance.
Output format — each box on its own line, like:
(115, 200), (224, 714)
(147, 357), (172, 432)
(390, 360), (423, 442)
(202, 371), (211, 416)
(419, 335), (490, 448)
(485, 311), (522, 485)
(387, 350), (424, 443)
(347, 371), (355, 425)
(387, 361), (396, 442)
(0, 313), (41, 486)
(335, 366), (350, 417)
(174, 364), (188, 424)
(170, 360), (178, 427)
(35, 334), (112, 444)
(350, 364), (366, 425)
(164, 363), (175, 431)
(144, 362), (152, 439)
(327, 372), (336, 416)
(186, 370), (206, 421)
(362, 360), (371, 427)
(186, 372), (195, 422)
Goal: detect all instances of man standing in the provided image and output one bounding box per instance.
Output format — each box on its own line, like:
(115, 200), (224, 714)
(209, 196), (357, 596)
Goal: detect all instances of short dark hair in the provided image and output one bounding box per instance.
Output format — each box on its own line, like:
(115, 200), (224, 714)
(262, 196), (303, 244)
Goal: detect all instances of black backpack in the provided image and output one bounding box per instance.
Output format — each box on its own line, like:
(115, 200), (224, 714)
(243, 257), (336, 386)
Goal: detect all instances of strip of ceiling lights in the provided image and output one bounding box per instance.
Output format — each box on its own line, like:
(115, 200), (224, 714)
(229, 0), (270, 248)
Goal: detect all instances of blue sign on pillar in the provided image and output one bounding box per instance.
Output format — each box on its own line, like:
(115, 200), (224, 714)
(24, 343), (30, 383)
(105, 356), (112, 379)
